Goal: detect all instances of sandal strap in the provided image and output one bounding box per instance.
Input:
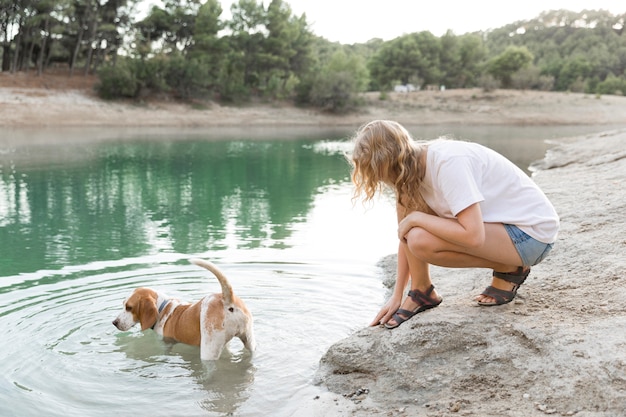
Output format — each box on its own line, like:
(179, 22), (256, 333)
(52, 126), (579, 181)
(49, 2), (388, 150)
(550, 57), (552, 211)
(395, 309), (417, 319)
(407, 285), (438, 307)
(493, 267), (530, 285)
(480, 285), (515, 304)
(389, 309), (417, 327)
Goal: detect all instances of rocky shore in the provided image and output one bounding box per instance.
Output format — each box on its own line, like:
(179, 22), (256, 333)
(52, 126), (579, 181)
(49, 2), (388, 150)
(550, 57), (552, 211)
(307, 130), (626, 416)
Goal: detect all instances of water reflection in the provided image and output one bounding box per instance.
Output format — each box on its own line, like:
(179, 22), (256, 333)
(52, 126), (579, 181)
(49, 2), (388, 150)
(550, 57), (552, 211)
(0, 138), (349, 277)
(114, 331), (255, 415)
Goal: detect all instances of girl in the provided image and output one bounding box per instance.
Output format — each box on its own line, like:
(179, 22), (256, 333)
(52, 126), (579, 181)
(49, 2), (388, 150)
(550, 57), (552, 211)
(348, 120), (559, 329)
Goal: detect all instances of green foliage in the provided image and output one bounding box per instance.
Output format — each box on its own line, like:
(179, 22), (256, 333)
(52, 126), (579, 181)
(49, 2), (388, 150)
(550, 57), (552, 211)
(164, 54), (211, 99)
(8, 3), (626, 109)
(555, 57), (593, 91)
(477, 74), (500, 92)
(435, 32), (487, 88)
(456, 34), (488, 87)
(596, 75), (626, 96)
(483, 9), (626, 94)
(95, 62), (139, 99)
(511, 66), (555, 91)
(308, 70), (360, 113)
(487, 46), (534, 88)
(133, 56), (170, 95)
(368, 31), (487, 91)
(299, 49), (368, 112)
(369, 33), (439, 90)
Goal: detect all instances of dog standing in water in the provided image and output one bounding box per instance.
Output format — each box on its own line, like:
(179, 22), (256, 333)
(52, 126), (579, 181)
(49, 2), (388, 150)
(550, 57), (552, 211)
(113, 258), (255, 360)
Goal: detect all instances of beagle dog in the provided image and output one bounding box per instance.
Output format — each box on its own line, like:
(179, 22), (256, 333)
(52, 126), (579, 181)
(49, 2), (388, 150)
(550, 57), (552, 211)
(112, 258), (255, 360)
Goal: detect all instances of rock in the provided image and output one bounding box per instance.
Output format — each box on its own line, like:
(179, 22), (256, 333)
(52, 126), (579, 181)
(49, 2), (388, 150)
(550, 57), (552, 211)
(314, 130), (626, 416)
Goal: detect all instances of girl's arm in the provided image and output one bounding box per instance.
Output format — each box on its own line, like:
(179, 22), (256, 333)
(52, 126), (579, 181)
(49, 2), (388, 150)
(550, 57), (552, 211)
(369, 242), (409, 326)
(398, 202), (486, 249)
(393, 202), (412, 300)
(369, 203), (411, 326)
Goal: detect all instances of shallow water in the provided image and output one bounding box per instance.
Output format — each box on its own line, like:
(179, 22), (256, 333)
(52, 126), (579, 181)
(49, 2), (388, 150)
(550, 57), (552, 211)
(0, 124), (618, 416)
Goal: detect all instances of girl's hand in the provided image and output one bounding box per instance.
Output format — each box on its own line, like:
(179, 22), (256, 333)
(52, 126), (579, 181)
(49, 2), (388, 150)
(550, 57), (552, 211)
(397, 211), (423, 241)
(369, 294), (402, 326)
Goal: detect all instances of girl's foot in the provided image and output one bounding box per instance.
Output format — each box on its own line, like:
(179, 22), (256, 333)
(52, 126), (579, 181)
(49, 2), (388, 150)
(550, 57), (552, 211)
(385, 285), (442, 329)
(475, 267), (530, 306)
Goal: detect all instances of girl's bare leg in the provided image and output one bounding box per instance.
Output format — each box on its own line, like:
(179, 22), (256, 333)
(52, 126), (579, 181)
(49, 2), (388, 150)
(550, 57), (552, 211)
(403, 222), (524, 305)
(384, 243), (439, 328)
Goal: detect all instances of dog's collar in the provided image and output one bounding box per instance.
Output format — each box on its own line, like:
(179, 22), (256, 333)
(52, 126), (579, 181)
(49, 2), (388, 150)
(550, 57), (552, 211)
(157, 299), (170, 314)
(151, 299), (171, 330)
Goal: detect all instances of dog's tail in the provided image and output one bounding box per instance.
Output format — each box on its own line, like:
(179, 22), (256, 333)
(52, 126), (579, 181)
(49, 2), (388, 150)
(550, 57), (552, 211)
(189, 258), (234, 305)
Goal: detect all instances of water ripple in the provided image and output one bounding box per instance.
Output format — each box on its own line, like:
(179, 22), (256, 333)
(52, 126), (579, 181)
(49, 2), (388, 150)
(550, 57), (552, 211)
(0, 256), (384, 417)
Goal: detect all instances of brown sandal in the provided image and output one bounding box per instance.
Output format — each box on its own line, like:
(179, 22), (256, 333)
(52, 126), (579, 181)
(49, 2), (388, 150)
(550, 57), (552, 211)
(478, 267), (530, 306)
(384, 285), (443, 329)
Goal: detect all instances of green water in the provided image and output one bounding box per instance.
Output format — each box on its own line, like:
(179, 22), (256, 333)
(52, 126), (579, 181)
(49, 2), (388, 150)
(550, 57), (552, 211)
(0, 130), (384, 417)
(0, 137), (351, 278)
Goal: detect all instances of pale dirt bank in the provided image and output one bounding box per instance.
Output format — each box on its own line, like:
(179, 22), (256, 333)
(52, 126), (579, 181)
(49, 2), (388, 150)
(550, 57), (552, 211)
(301, 130), (626, 417)
(0, 88), (625, 128)
(2, 71), (626, 129)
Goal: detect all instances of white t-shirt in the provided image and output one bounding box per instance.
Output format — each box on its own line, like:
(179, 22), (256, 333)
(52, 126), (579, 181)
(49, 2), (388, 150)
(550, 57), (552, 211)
(419, 140), (559, 243)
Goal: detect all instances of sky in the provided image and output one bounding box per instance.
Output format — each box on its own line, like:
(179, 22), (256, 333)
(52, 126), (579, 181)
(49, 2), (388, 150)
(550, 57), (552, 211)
(213, 0), (626, 44)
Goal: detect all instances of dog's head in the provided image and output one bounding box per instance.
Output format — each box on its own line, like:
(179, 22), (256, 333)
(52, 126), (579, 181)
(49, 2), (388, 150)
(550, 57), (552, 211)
(112, 288), (159, 331)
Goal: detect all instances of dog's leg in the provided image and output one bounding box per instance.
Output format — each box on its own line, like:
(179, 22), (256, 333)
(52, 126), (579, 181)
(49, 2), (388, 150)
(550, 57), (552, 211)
(199, 298), (227, 361)
(200, 330), (227, 361)
(240, 322), (256, 353)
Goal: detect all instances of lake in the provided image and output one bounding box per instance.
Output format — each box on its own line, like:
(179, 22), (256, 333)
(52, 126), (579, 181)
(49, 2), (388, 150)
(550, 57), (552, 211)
(0, 124), (616, 416)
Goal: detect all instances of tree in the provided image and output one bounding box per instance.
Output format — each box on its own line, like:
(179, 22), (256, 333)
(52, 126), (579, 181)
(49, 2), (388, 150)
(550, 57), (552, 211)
(596, 73), (626, 95)
(263, 0), (294, 83)
(555, 56), (592, 91)
(482, 9), (626, 94)
(262, 0), (313, 98)
(369, 34), (424, 90)
(134, 6), (172, 55)
(135, 0), (200, 54)
(368, 32), (442, 90)
(224, 0), (266, 96)
(438, 31), (486, 88)
(456, 34), (486, 87)
(8, 3), (626, 103)
(0, 0), (19, 71)
(307, 49), (368, 112)
(487, 46), (533, 88)
(186, 0), (226, 90)
(511, 65), (554, 90)
(92, 0), (140, 70)
(67, 0), (98, 75)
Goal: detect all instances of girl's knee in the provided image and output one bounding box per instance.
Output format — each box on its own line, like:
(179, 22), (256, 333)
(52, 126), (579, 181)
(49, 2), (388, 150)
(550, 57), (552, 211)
(405, 227), (437, 258)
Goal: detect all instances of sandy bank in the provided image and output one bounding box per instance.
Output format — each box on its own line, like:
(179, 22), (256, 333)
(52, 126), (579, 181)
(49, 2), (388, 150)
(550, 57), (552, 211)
(2, 82), (626, 129)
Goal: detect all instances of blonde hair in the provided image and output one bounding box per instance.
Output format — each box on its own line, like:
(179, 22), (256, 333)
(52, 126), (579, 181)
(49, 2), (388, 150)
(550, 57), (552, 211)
(348, 120), (431, 213)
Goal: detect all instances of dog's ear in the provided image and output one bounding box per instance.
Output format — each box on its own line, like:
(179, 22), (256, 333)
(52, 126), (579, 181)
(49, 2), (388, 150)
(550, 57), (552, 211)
(139, 297), (158, 330)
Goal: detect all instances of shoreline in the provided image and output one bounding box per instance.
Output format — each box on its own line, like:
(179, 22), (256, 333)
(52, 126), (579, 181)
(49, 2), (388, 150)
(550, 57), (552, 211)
(3, 82), (626, 129)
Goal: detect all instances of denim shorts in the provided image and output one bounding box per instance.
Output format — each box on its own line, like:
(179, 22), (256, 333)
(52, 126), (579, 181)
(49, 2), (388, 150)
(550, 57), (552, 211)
(504, 224), (554, 267)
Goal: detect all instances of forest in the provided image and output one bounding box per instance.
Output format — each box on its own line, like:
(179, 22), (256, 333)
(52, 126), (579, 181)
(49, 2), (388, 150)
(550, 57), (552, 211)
(1, 0), (626, 112)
